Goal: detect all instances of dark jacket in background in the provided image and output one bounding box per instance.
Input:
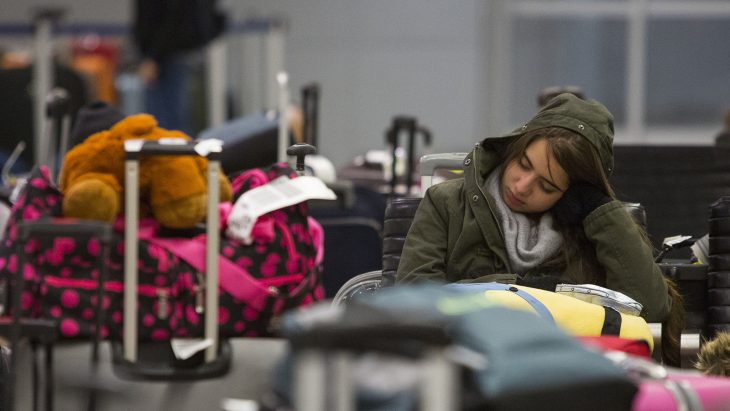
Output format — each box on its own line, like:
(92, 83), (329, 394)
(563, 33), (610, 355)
(133, 0), (225, 62)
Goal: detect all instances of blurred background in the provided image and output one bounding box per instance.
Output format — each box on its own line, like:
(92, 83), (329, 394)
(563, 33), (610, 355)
(1, 0), (729, 169)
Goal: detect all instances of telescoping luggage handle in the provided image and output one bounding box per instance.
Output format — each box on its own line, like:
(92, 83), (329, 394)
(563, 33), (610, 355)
(123, 138), (222, 363)
(45, 87), (71, 183)
(386, 116), (433, 195)
(301, 83), (320, 147)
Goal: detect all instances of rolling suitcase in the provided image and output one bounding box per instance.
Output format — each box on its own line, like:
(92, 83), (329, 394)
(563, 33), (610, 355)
(110, 139), (231, 380)
(1, 219), (113, 411)
(336, 115), (432, 196)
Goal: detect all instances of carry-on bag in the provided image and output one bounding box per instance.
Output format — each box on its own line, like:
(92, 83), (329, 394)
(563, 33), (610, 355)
(110, 139), (231, 380)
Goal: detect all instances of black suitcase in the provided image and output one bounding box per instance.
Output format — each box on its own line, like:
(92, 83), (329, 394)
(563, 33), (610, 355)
(196, 111), (282, 174)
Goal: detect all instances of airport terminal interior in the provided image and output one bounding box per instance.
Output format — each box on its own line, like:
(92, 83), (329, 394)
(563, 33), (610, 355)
(1, 1), (730, 410)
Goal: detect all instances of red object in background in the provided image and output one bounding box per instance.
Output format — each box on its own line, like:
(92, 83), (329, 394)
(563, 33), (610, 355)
(70, 34), (121, 103)
(578, 335), (652, 358)
(71, 34), (119, 67)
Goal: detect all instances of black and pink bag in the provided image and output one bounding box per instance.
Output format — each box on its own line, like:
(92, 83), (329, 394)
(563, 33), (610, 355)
(0, 164), (324, 341)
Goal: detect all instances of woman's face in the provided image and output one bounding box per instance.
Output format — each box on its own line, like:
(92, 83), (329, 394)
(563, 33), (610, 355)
(501, 138), (569, 214)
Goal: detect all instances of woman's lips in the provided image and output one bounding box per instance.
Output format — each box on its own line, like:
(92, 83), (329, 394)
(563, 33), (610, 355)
(505, 188), (524, 208)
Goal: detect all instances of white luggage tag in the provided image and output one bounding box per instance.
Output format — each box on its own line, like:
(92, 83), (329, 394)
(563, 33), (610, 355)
(170, 338), (214, 360)
(226, 175), (336, 244)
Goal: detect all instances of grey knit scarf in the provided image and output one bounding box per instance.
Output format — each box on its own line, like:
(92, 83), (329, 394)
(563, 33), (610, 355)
(486, 167), (563, 274)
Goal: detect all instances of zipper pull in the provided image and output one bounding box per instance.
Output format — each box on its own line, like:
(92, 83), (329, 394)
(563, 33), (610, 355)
(195, 272), (205, 314)
(157, 289), (170, 320)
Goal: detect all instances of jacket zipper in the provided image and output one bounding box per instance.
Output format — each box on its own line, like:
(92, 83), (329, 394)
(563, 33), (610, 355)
(44, 276), (173, 320)
(472, 147), (513, 273)
(260, 274), (304, 287)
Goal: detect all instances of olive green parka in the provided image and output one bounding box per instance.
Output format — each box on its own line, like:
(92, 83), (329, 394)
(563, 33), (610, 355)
(395, 94), (670, 322)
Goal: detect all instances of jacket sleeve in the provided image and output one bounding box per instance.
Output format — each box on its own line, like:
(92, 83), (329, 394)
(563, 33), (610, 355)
(584, 201), (671, 322)
(396, 186), (450, 284)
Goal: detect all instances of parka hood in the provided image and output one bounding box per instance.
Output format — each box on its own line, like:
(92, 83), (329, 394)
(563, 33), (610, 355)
(482, 93), (615, 176)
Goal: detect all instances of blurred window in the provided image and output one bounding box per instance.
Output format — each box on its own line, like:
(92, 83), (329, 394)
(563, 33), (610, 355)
(491, 0), (730, 143)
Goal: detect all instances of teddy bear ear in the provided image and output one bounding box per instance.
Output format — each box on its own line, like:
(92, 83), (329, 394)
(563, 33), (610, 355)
(111, 113), (158, 137)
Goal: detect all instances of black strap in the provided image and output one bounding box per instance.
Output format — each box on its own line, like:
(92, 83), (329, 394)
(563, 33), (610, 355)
(601, 307), (622, 335)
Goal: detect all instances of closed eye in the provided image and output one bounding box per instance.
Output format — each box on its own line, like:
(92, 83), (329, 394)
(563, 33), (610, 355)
(523, 153), (564, 193)
(519, 155), (530, 170)
(539, 182), (557, 194)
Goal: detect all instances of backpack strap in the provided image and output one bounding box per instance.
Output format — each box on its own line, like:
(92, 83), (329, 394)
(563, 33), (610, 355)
(145, 236), (274, 312)
(601, 307), (622, 336)
(446, 283), (555, 323)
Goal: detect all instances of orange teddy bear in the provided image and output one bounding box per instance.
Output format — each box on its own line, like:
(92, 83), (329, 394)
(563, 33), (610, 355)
(59, 113), (232, 228)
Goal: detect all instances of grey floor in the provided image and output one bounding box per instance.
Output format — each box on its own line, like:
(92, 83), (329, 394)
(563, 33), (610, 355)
(12, 338), (289, 411)
(8, 330), (703, 410)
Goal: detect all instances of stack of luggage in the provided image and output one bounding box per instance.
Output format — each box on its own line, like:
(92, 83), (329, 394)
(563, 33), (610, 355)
(707, 197), (730, 337)
(0, 96), (327, 409)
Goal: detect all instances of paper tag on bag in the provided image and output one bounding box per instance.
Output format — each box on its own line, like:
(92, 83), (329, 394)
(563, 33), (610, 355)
(226, 175), (336, 244)
(170, 338), (214, 360)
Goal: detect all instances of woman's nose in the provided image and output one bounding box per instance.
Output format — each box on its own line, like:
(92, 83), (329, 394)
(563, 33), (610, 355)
(514, 175), (533, 195)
